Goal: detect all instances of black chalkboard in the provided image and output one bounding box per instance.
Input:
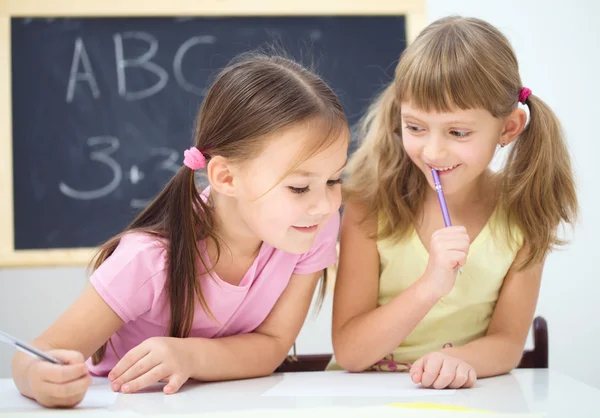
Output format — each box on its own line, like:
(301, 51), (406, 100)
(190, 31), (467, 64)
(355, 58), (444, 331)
(11, 16), (406, 250)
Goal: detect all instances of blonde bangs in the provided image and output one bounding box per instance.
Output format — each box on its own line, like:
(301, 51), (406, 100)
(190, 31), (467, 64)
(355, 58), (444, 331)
(396, 20), (516, 117)
(345, 16), (577, 269)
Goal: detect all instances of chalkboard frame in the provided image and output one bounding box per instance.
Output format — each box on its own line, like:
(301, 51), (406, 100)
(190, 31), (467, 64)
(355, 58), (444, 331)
(0, 0), (426, 267)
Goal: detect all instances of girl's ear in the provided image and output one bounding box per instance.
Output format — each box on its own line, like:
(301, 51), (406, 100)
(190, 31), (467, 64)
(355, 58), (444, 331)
(206, 156), (237, 196)
(499, 108), (527, 146)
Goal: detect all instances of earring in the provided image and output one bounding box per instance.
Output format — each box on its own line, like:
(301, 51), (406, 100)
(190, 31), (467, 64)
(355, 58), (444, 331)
(500, 142), (506, 148)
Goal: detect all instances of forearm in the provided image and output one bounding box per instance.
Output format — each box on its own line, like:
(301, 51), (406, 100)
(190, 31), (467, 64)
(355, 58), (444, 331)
(182, 332), (289, 381)
(333, 278), (439, 372)
(440, 334), (524, 378)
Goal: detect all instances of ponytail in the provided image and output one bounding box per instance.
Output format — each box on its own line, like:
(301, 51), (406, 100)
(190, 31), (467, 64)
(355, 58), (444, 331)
(501, 94), (578, 268)
(90, 167), (219, 364)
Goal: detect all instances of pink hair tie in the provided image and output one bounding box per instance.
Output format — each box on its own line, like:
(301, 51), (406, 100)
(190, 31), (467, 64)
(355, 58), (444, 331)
(519, 87), (532, 104)
(183, 147), (207, 170)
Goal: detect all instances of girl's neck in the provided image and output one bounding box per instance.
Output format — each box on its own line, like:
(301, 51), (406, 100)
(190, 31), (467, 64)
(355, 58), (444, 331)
(206, 191), (263, 261)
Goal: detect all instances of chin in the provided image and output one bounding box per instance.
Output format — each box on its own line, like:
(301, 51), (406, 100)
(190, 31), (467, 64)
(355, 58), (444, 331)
(270, 239), (315, 255)
(282, 243), (314, 255)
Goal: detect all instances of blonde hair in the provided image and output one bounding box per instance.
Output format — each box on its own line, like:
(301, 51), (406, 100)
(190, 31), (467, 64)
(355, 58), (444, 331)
(345, 16), (577, 268)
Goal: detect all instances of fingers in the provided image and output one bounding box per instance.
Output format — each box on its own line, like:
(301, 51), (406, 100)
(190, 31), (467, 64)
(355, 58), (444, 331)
(434, 236), (470, 252)
(42, 373), (93, 398)
(433, 359), (458, 389)
(38, 361), (89, 384)
(27, 349), (91, 408)
(432, 226), (467, 237)
(464, 369), (477, 388)
(48, 349), (86, 365)
(438, 226), (467, 233)
(120, 365), (166, 394)
(108, 338), (190, 395)
(35, 373), (92, 408)
(410, 352), (477, 390)
(410, 358), (424, 384)
(447, 250), (468, 268)
(431, 228), (470, 262)
(39, 349), (88, 384)
(163, 374), (187, 394)
(448, 363), (471, 389)
(420, 355), (443, 387)
(109, 342), (151, 383)
(110, 352), (155, 392)
(432, 227), (470, 244)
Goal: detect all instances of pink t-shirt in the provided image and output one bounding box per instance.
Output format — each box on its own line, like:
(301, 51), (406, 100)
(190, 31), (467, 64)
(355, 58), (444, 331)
(86, 210), (339, 376)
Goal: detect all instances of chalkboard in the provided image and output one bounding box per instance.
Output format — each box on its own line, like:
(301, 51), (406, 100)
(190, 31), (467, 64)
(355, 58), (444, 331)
(10, 16), (406, 253)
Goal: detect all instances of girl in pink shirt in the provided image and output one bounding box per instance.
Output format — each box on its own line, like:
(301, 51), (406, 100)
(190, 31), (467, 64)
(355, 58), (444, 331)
(12, 53), (349, 408)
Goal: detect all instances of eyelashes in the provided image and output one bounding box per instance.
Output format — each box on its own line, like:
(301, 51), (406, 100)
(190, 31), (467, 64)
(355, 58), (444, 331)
(289, 178), (343, 194)
(404, 124), (472, 139)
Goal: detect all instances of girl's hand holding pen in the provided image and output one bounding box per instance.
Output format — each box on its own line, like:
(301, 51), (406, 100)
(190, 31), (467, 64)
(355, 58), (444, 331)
(25, 349), (92, 408)
(421, 226), (470, 300)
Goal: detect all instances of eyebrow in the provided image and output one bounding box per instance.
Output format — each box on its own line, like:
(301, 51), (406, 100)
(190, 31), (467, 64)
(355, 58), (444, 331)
(402, 114), (476, 126)
(290, 159), (348, 178)
(445, 120), (476, 126)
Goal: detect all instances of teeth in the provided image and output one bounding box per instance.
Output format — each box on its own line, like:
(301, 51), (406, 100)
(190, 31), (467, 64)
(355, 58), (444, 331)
(431, 164), (458, 171)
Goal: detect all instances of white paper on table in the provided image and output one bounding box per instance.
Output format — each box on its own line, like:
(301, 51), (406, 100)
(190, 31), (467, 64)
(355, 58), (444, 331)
(0, 405), (545, 418)
(262, 371), (457, 397)
(207, 407), (541, 418)
(0, 377), (117, 411)
(156, 407), (540, 418)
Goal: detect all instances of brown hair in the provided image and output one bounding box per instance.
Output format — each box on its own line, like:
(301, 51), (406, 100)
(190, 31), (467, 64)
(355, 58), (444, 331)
(90, 52), (347, 364)
(345, 16), (577, 268)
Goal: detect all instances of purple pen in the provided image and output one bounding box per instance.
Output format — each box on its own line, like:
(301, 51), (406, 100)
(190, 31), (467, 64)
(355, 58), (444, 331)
(431, 169), (452, 227)
(431, 168), (463, 274)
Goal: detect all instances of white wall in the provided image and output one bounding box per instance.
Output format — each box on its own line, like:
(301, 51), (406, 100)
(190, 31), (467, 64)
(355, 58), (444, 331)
(2, 0), (599, 389)
(0, 267), (89, 378)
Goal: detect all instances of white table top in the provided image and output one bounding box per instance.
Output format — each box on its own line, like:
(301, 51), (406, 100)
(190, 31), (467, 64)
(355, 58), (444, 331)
(0, 369), (598, 417)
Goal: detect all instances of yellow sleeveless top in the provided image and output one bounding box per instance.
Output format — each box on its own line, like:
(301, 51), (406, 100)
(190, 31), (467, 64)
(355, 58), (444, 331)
(328, 209), (523, 372)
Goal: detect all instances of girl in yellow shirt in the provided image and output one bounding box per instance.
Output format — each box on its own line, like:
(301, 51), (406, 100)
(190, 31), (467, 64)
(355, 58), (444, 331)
(329, 16), (578, 389)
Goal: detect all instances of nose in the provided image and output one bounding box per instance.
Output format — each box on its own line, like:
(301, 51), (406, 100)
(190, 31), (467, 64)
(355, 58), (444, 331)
(307, 188), (334, 217)
(422, 134), (449, 163)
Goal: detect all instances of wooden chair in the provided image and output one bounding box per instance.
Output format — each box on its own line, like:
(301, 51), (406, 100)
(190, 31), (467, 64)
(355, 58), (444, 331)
(517, 316), (548, 368)
(276, 315), (548, 373)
